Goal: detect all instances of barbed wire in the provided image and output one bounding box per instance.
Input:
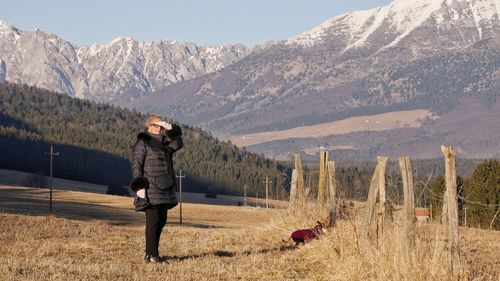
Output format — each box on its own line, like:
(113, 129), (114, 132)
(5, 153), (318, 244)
(299, 167), (499, 209)
(421, 183), (500, 209)
(457, 195), (500, 208)
(382, 182), (500, 210)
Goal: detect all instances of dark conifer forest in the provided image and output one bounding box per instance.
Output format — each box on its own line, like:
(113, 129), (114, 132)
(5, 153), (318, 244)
(0, 82), (291, 196)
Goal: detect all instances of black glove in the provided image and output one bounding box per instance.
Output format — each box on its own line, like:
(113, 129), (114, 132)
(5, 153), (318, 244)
(165, 124), (182, 139)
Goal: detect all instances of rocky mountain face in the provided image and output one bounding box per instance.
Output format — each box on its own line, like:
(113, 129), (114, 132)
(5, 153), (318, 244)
(0, 21), (250, 101)
(129, 0), (499, 133)
(126, 0), (499, 159)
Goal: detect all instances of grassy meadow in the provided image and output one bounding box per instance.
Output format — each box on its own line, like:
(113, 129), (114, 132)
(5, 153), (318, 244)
(0, 185), (499, 280)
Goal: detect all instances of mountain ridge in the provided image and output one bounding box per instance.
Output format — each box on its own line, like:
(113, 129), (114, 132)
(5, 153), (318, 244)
(287, 0), (499, 49)
(0, 20), (250, 101)
(125, 0), (499, 159)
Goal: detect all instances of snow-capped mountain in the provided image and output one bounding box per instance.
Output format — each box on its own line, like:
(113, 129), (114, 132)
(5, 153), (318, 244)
(0, 20), (250, 100)
(127, 0), (499, 159)
(288, 0), (499, 51)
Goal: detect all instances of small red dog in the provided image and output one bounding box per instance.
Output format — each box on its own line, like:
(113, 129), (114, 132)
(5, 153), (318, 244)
(282, 220), (328, 245)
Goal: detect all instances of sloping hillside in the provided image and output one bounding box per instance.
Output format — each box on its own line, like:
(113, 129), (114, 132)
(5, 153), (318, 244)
(0, 82), (290, 196)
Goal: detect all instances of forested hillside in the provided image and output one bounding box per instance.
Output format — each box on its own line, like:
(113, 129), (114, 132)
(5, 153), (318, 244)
(0, 82), (290, 196)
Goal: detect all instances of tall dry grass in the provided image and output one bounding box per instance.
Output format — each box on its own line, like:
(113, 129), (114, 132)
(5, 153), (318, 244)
(0, 187), (498, 280)
(265, 200), (499, 281)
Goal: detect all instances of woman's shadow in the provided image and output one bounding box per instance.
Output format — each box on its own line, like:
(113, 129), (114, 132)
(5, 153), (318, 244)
(163, 244), (297, 262)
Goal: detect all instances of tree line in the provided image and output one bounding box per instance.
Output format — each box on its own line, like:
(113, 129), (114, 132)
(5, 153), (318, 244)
(301, 157), (498, 230)
(0, 82), (290, 195)
(430, 159), (499, 230)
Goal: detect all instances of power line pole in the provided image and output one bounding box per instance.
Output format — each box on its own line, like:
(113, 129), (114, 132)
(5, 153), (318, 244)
(45, 145), (59, 213)
(176, 169), (185, 225)
(263, 176), (272, 208)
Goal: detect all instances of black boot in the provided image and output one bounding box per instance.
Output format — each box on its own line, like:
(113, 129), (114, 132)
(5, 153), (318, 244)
(144, 254), (162, 264)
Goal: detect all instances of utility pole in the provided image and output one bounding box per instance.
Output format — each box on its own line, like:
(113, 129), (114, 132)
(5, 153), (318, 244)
(45, 145), (59, 213)
(176, 169), (185, 225)
(263, 176), (272, 208)
(243, 184), (247, 207)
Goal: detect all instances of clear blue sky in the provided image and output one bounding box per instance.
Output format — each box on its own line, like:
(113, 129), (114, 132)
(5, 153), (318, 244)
(1, 0), (392, 47)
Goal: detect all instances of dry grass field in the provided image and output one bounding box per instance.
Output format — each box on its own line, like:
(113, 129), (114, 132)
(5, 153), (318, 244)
(229, 110), (433, 147)
(0, 185), (499, 281)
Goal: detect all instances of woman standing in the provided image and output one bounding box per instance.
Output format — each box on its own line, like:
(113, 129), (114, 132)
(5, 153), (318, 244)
(130, 115), (183, 263)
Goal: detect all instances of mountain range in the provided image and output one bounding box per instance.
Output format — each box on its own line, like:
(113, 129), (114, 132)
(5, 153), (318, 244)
(1, 0), (499, 160)
(0, 20), (249, 101)
(126, 0), (500, 159)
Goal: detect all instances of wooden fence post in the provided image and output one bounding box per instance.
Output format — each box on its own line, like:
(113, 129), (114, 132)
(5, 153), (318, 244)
(295, 153), (305, 203)
(327, 161), (337, 227)
(441, 193), (448, 225)
(317, 151), (328, 205)
(289, 169), (298, 210)
(400, 156), (416, 249)
(376, 156), (388, 237)
(441, 145), (461, 278)
(362, 156), (388, 239)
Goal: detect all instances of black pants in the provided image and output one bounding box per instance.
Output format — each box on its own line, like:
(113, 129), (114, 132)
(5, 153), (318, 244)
(145, 204), (168, 256)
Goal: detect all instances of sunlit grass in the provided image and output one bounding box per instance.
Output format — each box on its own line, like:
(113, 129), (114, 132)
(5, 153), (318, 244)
(0, 187), (498, 280)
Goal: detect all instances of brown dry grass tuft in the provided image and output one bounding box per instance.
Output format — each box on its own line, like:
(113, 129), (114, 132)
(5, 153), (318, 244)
(0, 187), (498, 280)
(270, 202), (500, 281)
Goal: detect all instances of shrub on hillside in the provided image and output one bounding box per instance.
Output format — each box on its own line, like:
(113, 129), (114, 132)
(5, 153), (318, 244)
(463, 158), (499, 230)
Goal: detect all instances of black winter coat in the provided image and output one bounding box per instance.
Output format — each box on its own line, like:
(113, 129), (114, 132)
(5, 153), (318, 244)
(130, 125), (183, 205)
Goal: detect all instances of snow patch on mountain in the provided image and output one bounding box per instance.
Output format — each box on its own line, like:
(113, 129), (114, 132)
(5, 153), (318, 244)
(379, 0), (446, 48)
(287, 0), (499, 50)
(345, 7), (390, 48)
(286, 16), (343, 47)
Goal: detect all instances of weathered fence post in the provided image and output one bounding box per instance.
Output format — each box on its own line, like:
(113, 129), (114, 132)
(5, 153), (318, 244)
(441, 145), (461, 278)
(289, 169), (298, 210)
(327, 160), (337, 227)
(441, 193), (448, 225)
(317, 150), (328, 205)
(399, 156), (416, 250)
(295, 153), (305, 203)
(362, 156), (388, 239)
(376, 156), (388, 237)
